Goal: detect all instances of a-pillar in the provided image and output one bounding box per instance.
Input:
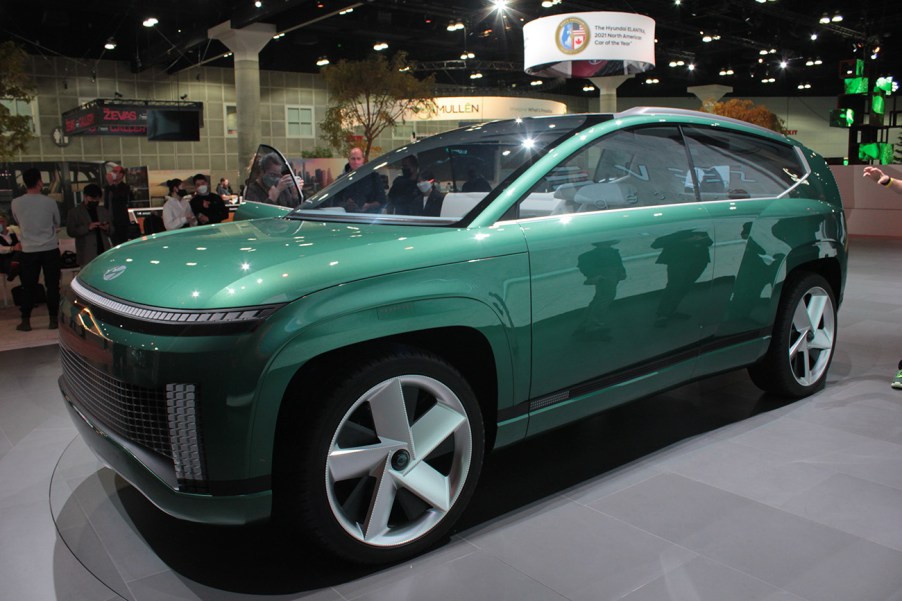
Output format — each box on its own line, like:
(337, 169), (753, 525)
(588, 75), (634, 113)
(208, 21), (276, 178)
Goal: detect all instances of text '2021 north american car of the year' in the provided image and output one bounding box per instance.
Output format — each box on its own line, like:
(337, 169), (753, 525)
(59, 108), (846, 563)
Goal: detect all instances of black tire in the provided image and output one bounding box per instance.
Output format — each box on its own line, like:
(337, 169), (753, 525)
(279, 350), (484, 564)
(749, 272), (837, 398)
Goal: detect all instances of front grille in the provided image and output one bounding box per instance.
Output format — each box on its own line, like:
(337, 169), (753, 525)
(60, 344), (172, 459)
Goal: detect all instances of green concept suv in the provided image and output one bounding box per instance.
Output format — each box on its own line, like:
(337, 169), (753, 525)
(59, 108), (847, 563)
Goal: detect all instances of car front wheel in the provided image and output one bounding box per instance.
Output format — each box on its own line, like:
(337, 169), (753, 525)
(281, 351), (484, 563)
(749, 272), (837, 398)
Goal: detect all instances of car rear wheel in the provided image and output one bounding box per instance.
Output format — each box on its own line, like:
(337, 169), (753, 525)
(749, 272), (837, 398)
(282, 351), (484, 563)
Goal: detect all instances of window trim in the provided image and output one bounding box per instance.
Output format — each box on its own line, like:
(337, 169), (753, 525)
(285, 104), (314, 139)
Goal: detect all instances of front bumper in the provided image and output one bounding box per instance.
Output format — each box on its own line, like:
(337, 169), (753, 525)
(60, 374), (272, 525)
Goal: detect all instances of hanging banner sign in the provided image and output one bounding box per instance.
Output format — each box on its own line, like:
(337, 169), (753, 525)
(62, 99), (204, 137)
(524, 12), (656, 78)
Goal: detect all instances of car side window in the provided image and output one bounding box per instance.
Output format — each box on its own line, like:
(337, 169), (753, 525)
(682, 125), (807, 201)
(516, 125), (693, 218)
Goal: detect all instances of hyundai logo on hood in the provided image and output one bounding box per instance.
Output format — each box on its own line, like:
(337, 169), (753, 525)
(103, 265), (127, 281)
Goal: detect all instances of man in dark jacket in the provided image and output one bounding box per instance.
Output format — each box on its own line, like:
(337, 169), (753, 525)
(66, 184), (113, 267)
(189, 173), (229, 225)
(104, 164), (133, 245)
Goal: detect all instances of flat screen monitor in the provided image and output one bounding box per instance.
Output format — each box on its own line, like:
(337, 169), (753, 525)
(147, 109), (201, 141)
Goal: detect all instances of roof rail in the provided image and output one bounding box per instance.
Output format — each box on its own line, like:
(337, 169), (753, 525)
(616, 106), (786, 138)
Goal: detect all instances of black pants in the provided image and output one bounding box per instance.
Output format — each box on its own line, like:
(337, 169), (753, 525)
(19, 249), (60, 319)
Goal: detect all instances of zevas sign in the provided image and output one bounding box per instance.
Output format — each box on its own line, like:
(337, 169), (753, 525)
(62, 99), (203, 137)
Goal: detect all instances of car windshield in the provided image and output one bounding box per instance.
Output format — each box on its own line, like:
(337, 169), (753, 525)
(284, 114), (593, 225)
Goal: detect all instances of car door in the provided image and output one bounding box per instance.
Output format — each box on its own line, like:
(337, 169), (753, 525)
(681, 125), (815, 339)
(511, 125), (716, 434)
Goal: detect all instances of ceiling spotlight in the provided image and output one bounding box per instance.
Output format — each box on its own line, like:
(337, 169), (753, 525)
(530, 80), (543, 86)
(492, 0), (508, 10)
(687, 63), (695, 71)
(339, 7), (353, 15)
(447, 20), (464, 31)
(797, 83), (812, 89)
(702, 35), (713, 43)
(316, 56), (330, 66)
(254, 0), (262, 7)
(104, 37), (117, 50)
(779, 60), (788, 69)
(582, 85), (595, 92)
(668, 60), (685, 67)
(761, 77), (775, 83)
(373, 42), (388, 51)
(469, 72), (483, 79)
(819, 13), (830, 24)
(142, 17), (158, 27)
(460, 51), (475, 60)
(831, 12), (843, 22)
(272, 32), (285, 40)
(719, 68), (734, 76)
(644, 78), (660, 84)
(810, 33), (818, 41)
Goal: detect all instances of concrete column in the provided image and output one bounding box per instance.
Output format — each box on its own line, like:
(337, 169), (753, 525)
(208, 21), (276, 177)
(687, 84), (733, 111)
(588, 75), (634, 113)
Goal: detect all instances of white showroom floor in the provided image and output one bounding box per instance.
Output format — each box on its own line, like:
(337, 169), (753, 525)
(1, 238), (901, 601)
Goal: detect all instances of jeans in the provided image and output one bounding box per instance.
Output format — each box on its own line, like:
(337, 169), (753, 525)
(19, 249), (60, 319)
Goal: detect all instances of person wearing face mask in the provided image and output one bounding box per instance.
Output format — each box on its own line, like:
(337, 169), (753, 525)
(0, 211), (23, 281)
(244, 153), (303, 207)
(413, 170), (445, 217)
(162, 178), (197, 230)
(387, 155), (421, 215)
(104, 164), (134, 246)
(66, 184), (114, 267)
(189, 174), (229, 225)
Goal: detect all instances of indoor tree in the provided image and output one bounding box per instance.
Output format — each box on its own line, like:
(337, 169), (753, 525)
(704, 98), (786, 134)
(320, 52), (436, 160)
(0, 41), (35, 160)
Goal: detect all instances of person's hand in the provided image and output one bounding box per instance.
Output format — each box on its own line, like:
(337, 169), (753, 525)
(12, 243), (21, 251)
(198, 213), (210, 224)
(362, 201), (379, 212)
(100, 222), (110, 231)
(863, 166), (886, 182)
(344, 199), (359, 212)
(89, 221), (100, 230)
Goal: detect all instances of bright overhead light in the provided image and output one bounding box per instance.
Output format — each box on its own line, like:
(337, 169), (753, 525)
(644, 78), (660, 84)
(104, 37), (117, 50)
(779, 60), (788, 69)
(819, 14), (830, 24)
(316, 57), (330, 66)
(492, 0), (508, 10)
(339, 7), (354, 15)
(832, 13), (843, 22)
(469, 72), (483, 79)
(582, 85), (595, 92)
(460, 51), (475, 60)
(373, 42), (388, 51)
(687, 63), (695, 71)
(447, 21), (464, 31)
(530, 80), (543, 86)
(254, 0), (262, 7)
(273, 32), (285, 40)
(810, 33), (818, 41)
(142, 17), (158, 27)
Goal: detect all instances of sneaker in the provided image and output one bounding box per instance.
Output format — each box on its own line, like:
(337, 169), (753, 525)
(892, 370), (902, 390)
(16, 319), (31, 332)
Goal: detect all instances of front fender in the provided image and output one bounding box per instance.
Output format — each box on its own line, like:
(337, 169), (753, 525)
(245, 253), (531, 477)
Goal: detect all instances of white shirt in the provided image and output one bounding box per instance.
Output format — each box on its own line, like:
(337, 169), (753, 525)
(162, 195), (195, 230)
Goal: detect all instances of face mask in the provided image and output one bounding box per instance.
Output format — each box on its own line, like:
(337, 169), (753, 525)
(263, 174), (281, 188)
(196, 185), (209, 195)
(177, 189), (188, 197)
(417, 181), (433, 194)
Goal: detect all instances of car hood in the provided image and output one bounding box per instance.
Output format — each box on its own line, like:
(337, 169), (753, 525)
(77, 218), (473, 309)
